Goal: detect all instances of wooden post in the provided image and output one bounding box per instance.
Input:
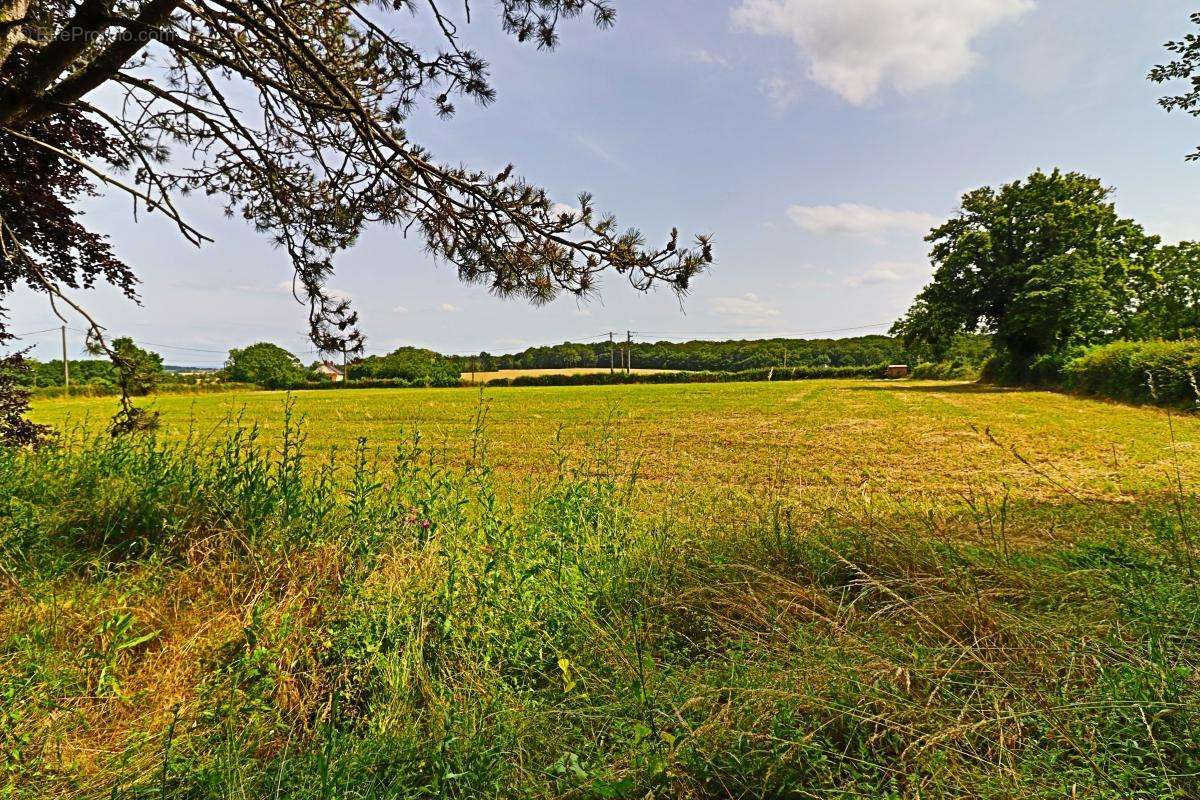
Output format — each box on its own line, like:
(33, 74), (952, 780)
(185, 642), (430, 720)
(61, 325), (69, 389)
(609, 332), (614, 374)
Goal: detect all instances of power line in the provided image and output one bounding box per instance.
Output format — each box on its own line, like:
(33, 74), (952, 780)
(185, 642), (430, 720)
(10, 327), (61, 338)
(60, 328), (229, 354)
(128, 340), (228, 354)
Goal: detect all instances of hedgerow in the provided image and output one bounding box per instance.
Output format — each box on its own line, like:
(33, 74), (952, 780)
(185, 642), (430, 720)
(1062, 340), (1200, 407)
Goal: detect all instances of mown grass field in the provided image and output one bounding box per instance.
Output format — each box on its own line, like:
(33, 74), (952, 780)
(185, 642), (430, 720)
(29, 378), (1200, 504)
(6, 379), (1200, 798)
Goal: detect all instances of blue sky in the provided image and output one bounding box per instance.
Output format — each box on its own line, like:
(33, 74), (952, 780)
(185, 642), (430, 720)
(9, 0), (1200, 366)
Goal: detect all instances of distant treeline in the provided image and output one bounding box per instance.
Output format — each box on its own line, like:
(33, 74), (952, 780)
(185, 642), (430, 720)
(19, 334), (995, 393)
(482, 364), (888, 387)
(446, 335), (918, 373)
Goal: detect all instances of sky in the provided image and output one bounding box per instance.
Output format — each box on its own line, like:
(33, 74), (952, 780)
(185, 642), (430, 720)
(9, 0), (1200, 367)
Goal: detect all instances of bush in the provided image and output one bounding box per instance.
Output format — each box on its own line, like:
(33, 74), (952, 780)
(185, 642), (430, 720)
(978, 349), (1079, 388)
(1063, 340), (1200, 407)
(909, 361), (979, 380)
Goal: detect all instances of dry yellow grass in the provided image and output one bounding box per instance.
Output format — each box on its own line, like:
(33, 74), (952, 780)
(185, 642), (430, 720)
(460, 367), (672, 383)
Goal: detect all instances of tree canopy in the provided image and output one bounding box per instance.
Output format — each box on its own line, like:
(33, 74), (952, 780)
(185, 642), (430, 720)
(0, 1), (711, 357)
(1131, 241), (1200, 341)
(354, 346), (460, 387)
(224, 342), (305, 389)
(892, 170), (1159, 371)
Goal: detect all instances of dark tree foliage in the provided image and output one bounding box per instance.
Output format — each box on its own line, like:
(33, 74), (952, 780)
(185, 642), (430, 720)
(0, 106), (134, 307)
(0, 98), (134, 434)
(0, 349), (49, 445)
(892, 170), (1158, 373)
(224, 342), (305, 389)
(444, 335), (918, 374)
(1150, 12), (1200, 161)
(354, 346), (459, 386)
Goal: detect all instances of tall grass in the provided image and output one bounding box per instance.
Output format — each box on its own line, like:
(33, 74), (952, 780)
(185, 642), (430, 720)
(2, 398), (1198, 798)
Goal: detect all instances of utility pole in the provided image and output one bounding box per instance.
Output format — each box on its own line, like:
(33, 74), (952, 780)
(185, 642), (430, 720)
(625, 330), (632, 374)
(61, 325), (69, 389)
(609, 332), (615, 374)
(342, 345), (348, 384)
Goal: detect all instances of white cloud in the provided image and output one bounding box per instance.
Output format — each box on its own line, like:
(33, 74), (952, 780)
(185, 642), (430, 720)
(731, 0), (1033, 105)
(692, 48), (732, 68)
(843, 261), (931, 287)
(392, 305), (409, 314)
(709, 292), (782, 326)
(439, 303), (461, 313)
(762, 74), (803, 111)
(787, 203), (938, 237)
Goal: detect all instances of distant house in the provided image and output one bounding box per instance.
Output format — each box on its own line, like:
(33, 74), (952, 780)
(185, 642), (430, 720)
(885, 364), (909, 379)
(315, 361), (345, 382)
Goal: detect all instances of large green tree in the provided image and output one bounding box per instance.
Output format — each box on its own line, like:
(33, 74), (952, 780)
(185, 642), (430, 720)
(224, 342), (305, 389)
(353, 346), (459, 387)
(892, 170), (1158, 370)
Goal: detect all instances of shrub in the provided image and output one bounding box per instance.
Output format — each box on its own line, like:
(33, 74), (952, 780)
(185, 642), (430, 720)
(978, 349), (1080, 388)
(1063, 340), (1200, 407)
(910, 361), (980, 380)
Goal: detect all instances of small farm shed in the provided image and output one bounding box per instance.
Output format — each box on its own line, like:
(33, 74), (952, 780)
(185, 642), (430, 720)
(315, 361), (345, 382)
(885, 364), (909, 379)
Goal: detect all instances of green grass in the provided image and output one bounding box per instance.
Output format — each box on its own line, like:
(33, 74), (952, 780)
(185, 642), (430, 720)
(5, 380), (1200, 798)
